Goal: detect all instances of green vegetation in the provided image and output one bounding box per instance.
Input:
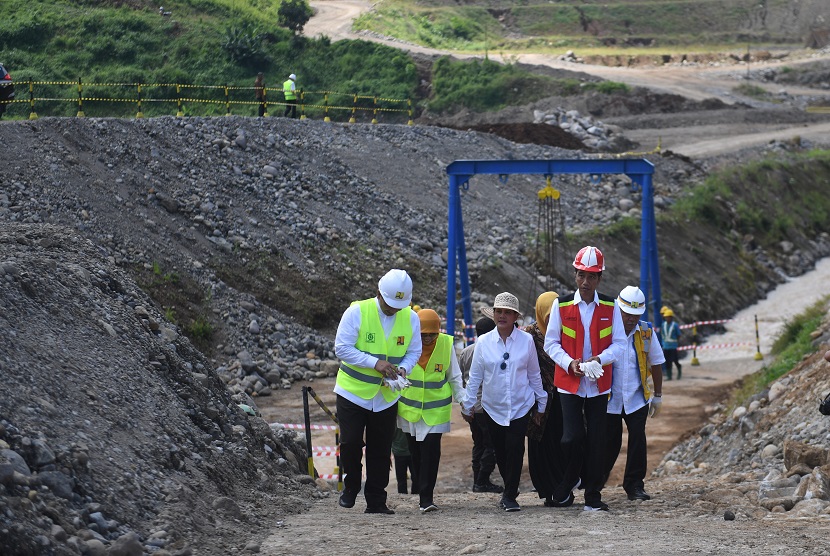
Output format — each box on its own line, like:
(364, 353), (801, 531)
(732, 82), (773, 101)
(354, 0), (803, 52)
(669, 151), (830, 249)
(0, 0), (418, 119)
(730, 297), (830, 409)
(428, 56), (627, 113)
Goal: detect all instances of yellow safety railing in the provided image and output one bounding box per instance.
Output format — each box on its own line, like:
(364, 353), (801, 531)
(0, 80), (412, 124)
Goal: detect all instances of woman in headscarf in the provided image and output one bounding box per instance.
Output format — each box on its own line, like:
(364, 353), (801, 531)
(523, 291), (567, 507)
(397, 308), (465, 513)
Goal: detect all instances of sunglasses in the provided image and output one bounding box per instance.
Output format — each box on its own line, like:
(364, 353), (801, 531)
(500, 352), (509, 370)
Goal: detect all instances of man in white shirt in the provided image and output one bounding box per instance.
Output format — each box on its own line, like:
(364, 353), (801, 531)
(543, 246), (627, 511)
(334, 269), (422, 515)
(605, 286), (664, 501)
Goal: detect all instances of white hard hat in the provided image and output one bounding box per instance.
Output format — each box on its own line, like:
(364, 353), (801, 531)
(617, 285), (646, 315)
(378, 269), (413, 310)
(289, 73), (296, 80)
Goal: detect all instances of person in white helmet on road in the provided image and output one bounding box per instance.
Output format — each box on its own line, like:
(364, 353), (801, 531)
(604, 285), (665, 502)
(334, 269), (422, 515)
(543, 245), (627, 511)
(283, 73), (297, 118)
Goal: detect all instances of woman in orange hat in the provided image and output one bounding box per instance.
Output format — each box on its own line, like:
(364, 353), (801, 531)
(397, 308), (465, 513)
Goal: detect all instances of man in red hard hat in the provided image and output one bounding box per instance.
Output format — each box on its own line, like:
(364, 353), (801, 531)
(543, 246), (627, 511)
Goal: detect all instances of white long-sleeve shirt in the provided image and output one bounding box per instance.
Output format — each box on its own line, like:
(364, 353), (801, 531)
(608, 322), (666, 414)
(543, 290), (627, 397)
(462, 327), (547, 425)
(334, 299), (422, 411)
(397, 346), (465, 441)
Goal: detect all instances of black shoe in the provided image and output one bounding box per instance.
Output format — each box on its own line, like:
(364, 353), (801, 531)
(544, 492), (575, 507)
(473, 481), (504, 493)
(500, 497), (521, 512)
(339, 489), (357, 508)
(627, 488), (651, 501)
(364, 505), (395, 514)
(584, 501), (610, 512)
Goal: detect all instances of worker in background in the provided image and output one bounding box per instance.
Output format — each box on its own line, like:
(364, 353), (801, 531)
(283, 73), (297, 118)
(661, 309), (682, 380)
(604, 285), (664, 502)
(397, 308), (465, 513)
(458, 316), (503, 494)
(334, 269), (422, 515)
(543, 245), (627, 512)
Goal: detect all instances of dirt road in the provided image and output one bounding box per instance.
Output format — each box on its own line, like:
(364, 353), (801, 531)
(254, 258), (830, 555)
(304, 1), (830, 157)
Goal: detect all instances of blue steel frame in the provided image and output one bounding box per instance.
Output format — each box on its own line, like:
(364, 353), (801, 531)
(445, 158), (660, 345)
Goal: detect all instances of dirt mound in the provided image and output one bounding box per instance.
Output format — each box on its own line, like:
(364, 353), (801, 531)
(441, 122), (589, 150)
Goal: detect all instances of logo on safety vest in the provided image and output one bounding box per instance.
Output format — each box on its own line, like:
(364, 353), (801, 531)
(434, 363), (443, 373)
(366, 332), (376, 343)
(396, 336), (405, 345)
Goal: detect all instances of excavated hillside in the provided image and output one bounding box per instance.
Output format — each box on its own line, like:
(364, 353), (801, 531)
(2, 109), (830, 554)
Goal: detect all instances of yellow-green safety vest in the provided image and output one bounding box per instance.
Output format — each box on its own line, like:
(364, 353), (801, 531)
(283, 79), (296, 101)
(336, 298), (412, 403)
(398, 333), (454, 426)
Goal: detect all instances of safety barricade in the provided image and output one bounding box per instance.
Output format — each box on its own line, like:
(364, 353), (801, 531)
(0, 79), (412, 123)
(676, 314), (764, 365)
(270, 386), (344, 490)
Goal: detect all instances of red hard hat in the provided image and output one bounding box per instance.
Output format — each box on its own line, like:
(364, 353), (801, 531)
(573, 246), (605, 272)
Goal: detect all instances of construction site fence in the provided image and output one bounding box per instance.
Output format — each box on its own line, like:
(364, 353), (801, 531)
(0, 80), (414, 124)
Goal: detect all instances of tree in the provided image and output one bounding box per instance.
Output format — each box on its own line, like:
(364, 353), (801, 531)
(278, 0), (313, 35)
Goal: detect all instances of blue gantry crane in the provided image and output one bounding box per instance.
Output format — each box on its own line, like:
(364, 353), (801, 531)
(445, 158), (660, 344)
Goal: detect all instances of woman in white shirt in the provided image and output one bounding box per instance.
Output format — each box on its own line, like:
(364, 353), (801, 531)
(462, 292), (547, 512)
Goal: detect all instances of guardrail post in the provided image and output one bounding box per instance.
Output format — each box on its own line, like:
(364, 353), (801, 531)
(754, 314), (764, 360)
(136, 83), (144, 118)
(371, 95), (378, 124)
(323, 93), (331, 122)
(407, 98), (413, 125)
(28, 80), (38, 120)
(349, 93), (357, 123)
(224, 84), (231, 116)
(690, 324), (700, 366)
(302, 387), (315, 479)
(77, 78), (85, 118)
(299, 89), (306, 120)
(176, 84), (184, 117)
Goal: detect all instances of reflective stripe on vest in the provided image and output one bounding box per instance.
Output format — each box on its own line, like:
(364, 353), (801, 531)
(283, 79), (296, 100)
(397, 333), (453, 425)
(336, 298), (412, 402)
(635, 321), (653, 400)
(554, 294), (615, 394)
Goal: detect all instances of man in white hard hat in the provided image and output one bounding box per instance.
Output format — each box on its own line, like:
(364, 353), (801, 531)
(543, 245), (627, 511)
(604, 285), (664, 502)
(334, 269), (422, 514)
(283, 73), (297, 118)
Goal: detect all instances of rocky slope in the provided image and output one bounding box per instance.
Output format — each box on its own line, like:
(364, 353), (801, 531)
(1, 110), (830, 554)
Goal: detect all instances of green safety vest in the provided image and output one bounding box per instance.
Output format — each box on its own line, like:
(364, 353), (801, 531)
(397, 333), (454, 425)
(283, 79), (296, 101)
(336, 298), (413, 403)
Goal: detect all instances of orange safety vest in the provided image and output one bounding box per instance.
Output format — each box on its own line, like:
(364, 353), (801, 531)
(554, 292), (615, 394)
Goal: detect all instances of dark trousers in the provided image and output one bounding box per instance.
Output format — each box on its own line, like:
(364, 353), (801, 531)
(483, 409), (531, 501)
(284, 99), (297, 118)
(555, 393), (607, 506)
(469, 413), (497, 485)
(528, 389), (564, 500)
(393, 454), (418, 494)
(406, 432), (442, 507)
(257, 102), (266, 117)
(605, 404), (649, 493)
(336, 395), (396, 508)
(664, 348), (681, 379)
